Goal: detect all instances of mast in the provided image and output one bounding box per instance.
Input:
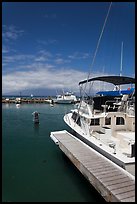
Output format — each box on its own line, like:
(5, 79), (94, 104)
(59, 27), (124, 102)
(119, 41), (123, 90)
(120, 41), (123, 76)
(82, 2), (112, 95)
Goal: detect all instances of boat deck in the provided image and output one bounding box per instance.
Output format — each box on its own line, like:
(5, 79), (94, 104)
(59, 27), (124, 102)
(50, 130), (135, 202)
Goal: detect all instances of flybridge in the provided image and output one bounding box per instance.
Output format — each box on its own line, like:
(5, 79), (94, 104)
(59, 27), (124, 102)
(96, 87), (135, 96)
(79, 76), (135, 85)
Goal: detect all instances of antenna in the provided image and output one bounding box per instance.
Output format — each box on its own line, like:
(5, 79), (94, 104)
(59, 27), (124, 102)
(82, 2), (112, 96)
(120, 41), (123, 76)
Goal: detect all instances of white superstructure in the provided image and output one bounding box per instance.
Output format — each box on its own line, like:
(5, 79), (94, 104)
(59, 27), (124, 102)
(64, 76), (135, 176)
(54, 92), (77, 104)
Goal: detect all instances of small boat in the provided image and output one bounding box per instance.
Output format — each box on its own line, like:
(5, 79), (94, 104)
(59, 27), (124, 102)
(53, 91), (77, 104)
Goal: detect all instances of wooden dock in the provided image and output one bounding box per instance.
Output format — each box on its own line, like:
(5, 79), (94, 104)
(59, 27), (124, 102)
(50, 130), (135, 202)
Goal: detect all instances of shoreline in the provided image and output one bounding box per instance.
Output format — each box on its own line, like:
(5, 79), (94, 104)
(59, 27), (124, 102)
(2, 98), (79, 104)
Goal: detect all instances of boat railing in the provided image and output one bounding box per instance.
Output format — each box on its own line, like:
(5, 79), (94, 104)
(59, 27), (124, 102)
(85, 97), (94, 105)
(103, 100), (119, 112)
(104, 95), (133, 113)
(126, 98), (135, 116)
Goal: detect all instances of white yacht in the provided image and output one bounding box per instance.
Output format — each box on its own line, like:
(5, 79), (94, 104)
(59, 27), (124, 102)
(64, 76), (135, 176)
(54, 91), (77, 104)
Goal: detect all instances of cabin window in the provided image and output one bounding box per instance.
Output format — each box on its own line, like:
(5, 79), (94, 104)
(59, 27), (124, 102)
(116, 117), (125, 125)
(90, 118), (100, 126)
(131, 144), (135, 157)
(72, 112), (77, 121)
(76, 117), (81, 126)
(105, 117), (111, 125)
(72, 112), (81, 126)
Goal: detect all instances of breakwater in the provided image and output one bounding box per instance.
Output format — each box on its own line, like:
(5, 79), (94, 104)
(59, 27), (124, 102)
(2, 97), (51, 104)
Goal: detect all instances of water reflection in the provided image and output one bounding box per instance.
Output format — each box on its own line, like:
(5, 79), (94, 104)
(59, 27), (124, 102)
(33, 123), (39, 135)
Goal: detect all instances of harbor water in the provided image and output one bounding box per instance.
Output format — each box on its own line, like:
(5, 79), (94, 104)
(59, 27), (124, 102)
(2, 103), (105, 202)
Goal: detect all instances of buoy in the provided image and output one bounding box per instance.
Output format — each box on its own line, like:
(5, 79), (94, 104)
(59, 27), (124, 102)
(50, 99), (54, 107)
(16, 103), (20, 108)
(32, 111), (40, 123)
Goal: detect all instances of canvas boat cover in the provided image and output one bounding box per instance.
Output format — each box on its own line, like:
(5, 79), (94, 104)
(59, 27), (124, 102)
(79, 76), (135, 85)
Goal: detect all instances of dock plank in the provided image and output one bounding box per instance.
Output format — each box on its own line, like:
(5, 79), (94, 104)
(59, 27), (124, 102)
(121, 196), (135, 202)
(104, 177), (132, 186)
(50, 130), (135, 202)
(107, 180), (134, 190)
(111, 184), (135, 194)
(100, 174), (128, 183)
(115, 190), (135, 200)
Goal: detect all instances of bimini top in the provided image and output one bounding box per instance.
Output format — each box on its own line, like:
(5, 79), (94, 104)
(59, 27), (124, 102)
(79, 75), (135, 85)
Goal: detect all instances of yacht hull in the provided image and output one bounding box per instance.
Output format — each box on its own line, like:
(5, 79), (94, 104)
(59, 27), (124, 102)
(55, 99), (73, 104)
(64, 113), (135, 175)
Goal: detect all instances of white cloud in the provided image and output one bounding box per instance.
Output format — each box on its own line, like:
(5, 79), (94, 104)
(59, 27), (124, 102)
(55, 58), (71, 64)
(2, 62), (118, 96)
(68, 52), (90, 59)
(2, 66), (87, 94)
(2, 25), (24, 41)
(35, 50), (52, 62)
(2, 46), (16, 54)
(2, 49), (120, 95)
(3, 54), (34, 63)
(2, 46), (9, 54)
(2, 50), (53, 65)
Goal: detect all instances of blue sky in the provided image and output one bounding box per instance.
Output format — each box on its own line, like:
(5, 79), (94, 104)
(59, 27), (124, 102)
(2, 2), (135, 96)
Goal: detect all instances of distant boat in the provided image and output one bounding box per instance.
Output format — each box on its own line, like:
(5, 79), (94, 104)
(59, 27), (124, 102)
(15, 97), (22, 105)
(53, 91), (77, 104)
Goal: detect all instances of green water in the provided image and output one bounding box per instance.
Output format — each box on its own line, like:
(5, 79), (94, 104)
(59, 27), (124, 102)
(2, 103), (105, 202)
